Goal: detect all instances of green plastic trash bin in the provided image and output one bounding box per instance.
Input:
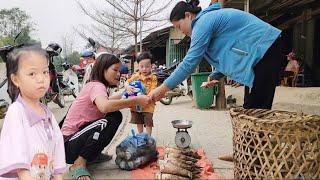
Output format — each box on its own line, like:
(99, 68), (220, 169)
(191, 72), (218, 109)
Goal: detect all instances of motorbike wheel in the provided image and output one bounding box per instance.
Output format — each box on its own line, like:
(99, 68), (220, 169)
(40, 97), (48, 105)
(160, 96), (173, 105)
(72, 91), (77, 98)
(54, 88), (65, 108)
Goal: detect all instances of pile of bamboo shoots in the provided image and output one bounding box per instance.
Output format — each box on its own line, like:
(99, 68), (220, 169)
(155, 146), (202, 180)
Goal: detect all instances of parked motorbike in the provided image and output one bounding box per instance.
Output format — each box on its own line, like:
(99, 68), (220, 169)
(156, 67), (192, 105)
(118, 74), (127, 89)
(0, 33), (22, 118)
(80, 37), (98, 87)
(0, 79), (9, 119)
(41, 43), (76, 108)
(61, 62), (79, 96)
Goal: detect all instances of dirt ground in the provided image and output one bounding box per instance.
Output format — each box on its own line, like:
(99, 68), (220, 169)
(225, 85), (320, 115)
(1, 61), (320, 115)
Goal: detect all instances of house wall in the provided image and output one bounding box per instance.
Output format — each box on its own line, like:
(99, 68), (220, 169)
(150, 47), (166, 66)
(292, 12), (320, 86)
(166, 39), (188, 68)
(312, 17), (320, 86)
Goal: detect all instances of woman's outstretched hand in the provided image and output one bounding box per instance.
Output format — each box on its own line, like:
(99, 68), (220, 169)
(135, 95), (152, 107)
(201, 77), (219, 88)
(148, 84), (170, 102)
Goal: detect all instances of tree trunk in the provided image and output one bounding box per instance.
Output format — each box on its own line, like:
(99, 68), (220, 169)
(133, 34), (137, 73)
(215, 77), (226, 110)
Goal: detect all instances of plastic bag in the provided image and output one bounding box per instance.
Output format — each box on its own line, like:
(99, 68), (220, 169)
(115, 130), (157, 170)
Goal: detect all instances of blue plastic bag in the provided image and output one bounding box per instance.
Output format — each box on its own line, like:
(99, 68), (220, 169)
(115, 129), (157, 170)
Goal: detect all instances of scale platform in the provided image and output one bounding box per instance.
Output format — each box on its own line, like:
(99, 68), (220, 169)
(171, 120), (193, 148)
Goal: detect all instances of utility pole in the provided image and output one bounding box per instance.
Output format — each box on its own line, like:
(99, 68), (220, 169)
(244, 0), (249, 12)
(213, 0), (226, 110)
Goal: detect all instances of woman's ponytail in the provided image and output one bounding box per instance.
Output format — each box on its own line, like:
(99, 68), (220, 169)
(170, 0), (202, 22)
(186, 0), (200, 8)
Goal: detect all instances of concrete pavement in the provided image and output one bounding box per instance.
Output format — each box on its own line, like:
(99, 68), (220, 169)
(62, 96), (234, 179)
(2, 83), (320, 179)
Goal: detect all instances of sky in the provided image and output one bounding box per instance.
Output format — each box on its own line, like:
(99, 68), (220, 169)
(0, 0), (211, 52)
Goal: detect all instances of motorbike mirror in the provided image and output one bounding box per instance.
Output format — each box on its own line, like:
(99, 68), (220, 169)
(14, 32), (22, 44)
(0, 45), (14, 62)
(88, 37), (96, 47)
(0, 31), (22, 62)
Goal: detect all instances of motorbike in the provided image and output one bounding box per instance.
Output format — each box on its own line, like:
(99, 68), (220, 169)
(80, 37), (99, 87)
(118, 74), (127, 89)
(156, 66), (192, 105)
(41, 43), (76, 108)
(61, 62), (79, 96)
(0, 33), (22, 118)
(0, 79), (9, 119)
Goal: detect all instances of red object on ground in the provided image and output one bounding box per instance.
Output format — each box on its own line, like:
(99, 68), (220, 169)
(131, 147), (221, 179)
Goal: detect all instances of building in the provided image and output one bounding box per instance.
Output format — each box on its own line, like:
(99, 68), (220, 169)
(124, 0), (320, 86)
(225, 0), (320, 85)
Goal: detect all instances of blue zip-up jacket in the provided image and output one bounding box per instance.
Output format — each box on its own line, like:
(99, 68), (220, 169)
(164, 5), (281, 89)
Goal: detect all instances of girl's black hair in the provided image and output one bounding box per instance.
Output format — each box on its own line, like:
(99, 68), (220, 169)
(136, 51), (153, 63)
(6, 45), (48, 102)
(170, 0), (202, 22)
(90, 53), (121, 88)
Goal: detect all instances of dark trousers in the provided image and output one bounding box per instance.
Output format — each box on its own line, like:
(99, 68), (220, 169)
(64, 111), (122, 164)
(243, 37), (285, 109)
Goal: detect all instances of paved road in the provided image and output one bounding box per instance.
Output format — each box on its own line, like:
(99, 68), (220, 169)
(64, 96), (234, 179)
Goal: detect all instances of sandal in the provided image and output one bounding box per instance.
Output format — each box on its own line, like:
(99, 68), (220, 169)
(69, 166), (91, 180)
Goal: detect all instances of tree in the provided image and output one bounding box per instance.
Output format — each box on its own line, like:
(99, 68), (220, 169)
(59, 34), (80, 68)
(0, 8), (36, 61)
(52, 52), (81, 72)
(74, 17), (125, 54)
(77, 0), (172, 70)
(66, 51), (81, 65)
(61, 33), (76, 58)
(0, 8), (35, 45)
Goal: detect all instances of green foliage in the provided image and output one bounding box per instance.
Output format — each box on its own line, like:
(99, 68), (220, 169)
(52, 56), (64, 72)
(51, 51), (81, 72)
(0, 8), (36, 47)
(0, 8), (38, 62)
(0, 8), (34, 38)
(66, 51), (81, 65)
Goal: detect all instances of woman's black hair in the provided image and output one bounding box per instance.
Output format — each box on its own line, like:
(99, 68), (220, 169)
(90, 53), (121, 88)
(136, 51), (153, 63)
(170, 0), (202, 22)
(6, 45), (48, 102)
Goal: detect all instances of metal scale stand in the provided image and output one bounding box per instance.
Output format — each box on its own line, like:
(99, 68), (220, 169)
(171, 120), (193, 148)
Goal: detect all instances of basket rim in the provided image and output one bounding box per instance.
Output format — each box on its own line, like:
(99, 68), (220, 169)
(229, 107), (320, 124)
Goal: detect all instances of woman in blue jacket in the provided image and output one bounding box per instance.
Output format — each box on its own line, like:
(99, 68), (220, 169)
(149, 0), (284, 109)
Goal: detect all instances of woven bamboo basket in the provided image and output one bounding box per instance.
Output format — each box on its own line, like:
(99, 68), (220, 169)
(230, 108), (320, 179)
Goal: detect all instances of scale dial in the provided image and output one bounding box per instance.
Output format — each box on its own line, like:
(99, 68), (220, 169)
(175, 131), (191, 148)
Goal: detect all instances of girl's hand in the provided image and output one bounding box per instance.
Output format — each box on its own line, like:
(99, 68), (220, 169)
(17, 169), (32, 180)
(53, 174), (63, 180)
(135, 95), (151, 107)
(148, 84), (170, 102)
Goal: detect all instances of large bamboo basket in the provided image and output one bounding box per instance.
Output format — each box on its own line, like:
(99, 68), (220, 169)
(230, 108), (320, 179)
